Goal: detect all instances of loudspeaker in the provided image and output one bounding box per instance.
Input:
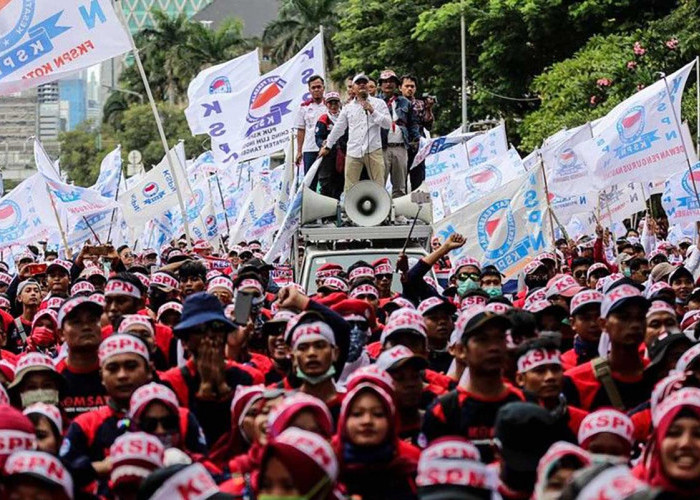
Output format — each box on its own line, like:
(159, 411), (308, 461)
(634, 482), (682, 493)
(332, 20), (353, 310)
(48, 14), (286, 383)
(345, 181), (392, 227)
(393, 189), (433, 224)
(301, 187), (338, 225)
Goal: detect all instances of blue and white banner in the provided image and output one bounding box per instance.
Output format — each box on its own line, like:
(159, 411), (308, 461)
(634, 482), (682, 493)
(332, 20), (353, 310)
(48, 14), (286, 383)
(0, 174), (54, 248)
(433, 170), (552, 277)
(575, 61), (695, 189)
(198, 34), (324, 164)
(541, 123), (595, 196)
(549, 192), (594, 224)
(465, 123), (508, 166)
(0, 0), (131, 95)
(598, 182), (647, 225)
(411, 131), (479, 169)
(185, 49), (261, 135)
(90, 145), (122, 198)
(662, 162), (700, 226)
(119, 143), (189, 228)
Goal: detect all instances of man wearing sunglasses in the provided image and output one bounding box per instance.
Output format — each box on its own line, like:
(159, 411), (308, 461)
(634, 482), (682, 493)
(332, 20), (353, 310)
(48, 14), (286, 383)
(628, 257), (651, 286)
(571, 257), (593, 288)
(450, 256), (482, 300)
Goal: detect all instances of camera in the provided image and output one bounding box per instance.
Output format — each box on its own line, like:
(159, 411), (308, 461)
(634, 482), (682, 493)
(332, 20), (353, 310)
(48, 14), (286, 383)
(422, 93), (437, 104)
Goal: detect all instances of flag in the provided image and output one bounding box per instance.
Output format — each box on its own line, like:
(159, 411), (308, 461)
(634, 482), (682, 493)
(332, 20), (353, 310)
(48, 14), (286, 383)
(35, 139), (117, 222)
(541, 124), (595, 196)
(202, 34), (324, 164)
(119, 143), (189, 228)
(185, 49), (261, 135)
(575, 61), (695, 189)
(265, 158), (324, 262)
(549, 192), (594, 224)
(466, 123), (508, 166)
(662, 162), (700, 226)
(646, 121), (698, 195)
(0, 174), (55, 248)
(91, 146), (122, 198)
(411, 131), (479, 169)
(0, 0), (131, 95)
(433, 170), (552, 277)
(598, 183), (647, 225)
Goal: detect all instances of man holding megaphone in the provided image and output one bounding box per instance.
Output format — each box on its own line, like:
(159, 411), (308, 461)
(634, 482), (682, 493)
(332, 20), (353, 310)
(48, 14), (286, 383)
(319, 73), (392, 194)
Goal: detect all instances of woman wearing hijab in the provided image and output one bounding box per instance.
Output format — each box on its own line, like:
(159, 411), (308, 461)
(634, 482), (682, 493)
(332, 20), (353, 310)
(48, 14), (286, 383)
(639, 387), (700, 498)
(332, 381), (420, 500)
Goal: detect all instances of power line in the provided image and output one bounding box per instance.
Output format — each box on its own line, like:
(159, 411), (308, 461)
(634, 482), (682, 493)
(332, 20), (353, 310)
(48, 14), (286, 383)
(473, 85), (541, 102)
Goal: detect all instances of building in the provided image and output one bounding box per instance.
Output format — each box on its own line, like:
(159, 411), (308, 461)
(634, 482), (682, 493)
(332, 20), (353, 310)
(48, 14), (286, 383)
(59, 79), (88, 131)
(192, 0), (280, 37)
(121, 0), (213, 33)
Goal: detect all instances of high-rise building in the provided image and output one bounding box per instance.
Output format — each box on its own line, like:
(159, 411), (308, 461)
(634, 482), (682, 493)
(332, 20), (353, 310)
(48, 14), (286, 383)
(121, 0), (212, 34)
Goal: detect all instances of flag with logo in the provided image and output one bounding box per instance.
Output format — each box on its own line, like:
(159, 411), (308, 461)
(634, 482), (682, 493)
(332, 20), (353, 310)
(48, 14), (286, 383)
(119, 143), (189, 228)
(0, 0), (131, 95)
(90, 146), (122, 198)
(541, 124), (595, 196)
(185, 49), (261, 135)
(549, 192), (595, 224)
(411, 131), (479, 169)
(662, 162), (700, 225)
(0, 174), (55, 248)
(229, 169), (276, 244)
(646, 121), (698, 195)
(574, 61), (695, 189)
(200, 34), (324, 164)
(35, 140), (117, 222)
(433, 170), (552, 277)
(598, 182), (647, 225)
(465, 123), (508, 166)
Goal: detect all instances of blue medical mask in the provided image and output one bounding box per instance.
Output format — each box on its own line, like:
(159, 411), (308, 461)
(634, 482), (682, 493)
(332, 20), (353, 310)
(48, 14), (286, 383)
(457, 278), (479, 296)
(483, 286), (502, 298)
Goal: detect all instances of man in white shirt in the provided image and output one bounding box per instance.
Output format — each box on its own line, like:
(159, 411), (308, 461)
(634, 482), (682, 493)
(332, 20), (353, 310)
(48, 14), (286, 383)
(319, 73), (391, 194)
(295, 75), (326, 188)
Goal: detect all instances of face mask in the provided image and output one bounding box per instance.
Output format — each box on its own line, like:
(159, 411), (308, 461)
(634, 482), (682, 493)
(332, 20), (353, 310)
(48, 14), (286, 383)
(20, 389), (59, 408)
(627, 236), (640, 245)
(483, 286), (502, 298)
(258, 475), (330, 500)
(457, 278), (479, 296)
(153, 432), (179, 448)
(525, 277), (548, 290)
(296, 365), (336, 385)
(623, 267), (631, 278)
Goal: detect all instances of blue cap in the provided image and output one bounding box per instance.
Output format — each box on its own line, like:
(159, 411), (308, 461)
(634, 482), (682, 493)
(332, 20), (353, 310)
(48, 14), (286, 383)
(173, 292), (235, 337)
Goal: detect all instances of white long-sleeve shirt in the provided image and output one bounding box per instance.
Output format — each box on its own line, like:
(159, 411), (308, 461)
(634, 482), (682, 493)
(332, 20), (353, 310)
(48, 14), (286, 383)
(325, 96), (391, 157)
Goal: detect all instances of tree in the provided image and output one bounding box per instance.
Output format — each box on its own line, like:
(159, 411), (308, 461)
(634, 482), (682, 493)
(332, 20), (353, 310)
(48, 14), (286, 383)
(187, 18), (252, 65)
(264, 0), (341, 68)
(59, 122), (118, 186)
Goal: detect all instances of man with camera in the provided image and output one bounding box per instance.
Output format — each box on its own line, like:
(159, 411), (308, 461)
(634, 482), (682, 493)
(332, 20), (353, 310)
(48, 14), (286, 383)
(319, 73), (391, 194)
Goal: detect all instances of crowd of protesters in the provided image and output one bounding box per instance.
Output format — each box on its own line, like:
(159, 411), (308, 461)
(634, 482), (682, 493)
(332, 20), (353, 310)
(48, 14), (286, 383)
(0, 216), (700, 499)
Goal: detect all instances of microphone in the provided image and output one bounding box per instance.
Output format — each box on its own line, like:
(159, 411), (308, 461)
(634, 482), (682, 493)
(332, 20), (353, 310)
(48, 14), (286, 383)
(358, 90), (369, 114)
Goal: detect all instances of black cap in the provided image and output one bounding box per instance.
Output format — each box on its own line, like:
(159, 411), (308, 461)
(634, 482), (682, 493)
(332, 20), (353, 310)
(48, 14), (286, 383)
(646, 332), (694, 373)
(495, 402), (567, 472)
(172, 292), (236, 338)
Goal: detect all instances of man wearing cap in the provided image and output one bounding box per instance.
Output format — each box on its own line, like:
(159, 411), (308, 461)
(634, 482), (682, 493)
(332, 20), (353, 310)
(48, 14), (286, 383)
(3, 450), (74, 500)
(563, 284), (653, 411)
(161, 292), (256, 445)
(315, 91), (346, 200)
(7, 279), (42, 354)
(295, 75), (326, 182)
(46, 259), (72, 297)
(421, 306), (525, 461)
(419, 297), (456, 374)
(148, 270), (180, 319)
(377, 69), (420, 198)
(319, 73), (391, 193)
(646, 300), (680, 350)
(561, 290), (604, 371)
(61, 333), (153, 489)
(670, 265), (695, 316)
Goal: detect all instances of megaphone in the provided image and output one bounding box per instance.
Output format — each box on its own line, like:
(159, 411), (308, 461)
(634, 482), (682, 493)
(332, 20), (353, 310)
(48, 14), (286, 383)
(393, 189), (433, 224)
(345, 181), (391, 227)
(301, 187), (338, 225)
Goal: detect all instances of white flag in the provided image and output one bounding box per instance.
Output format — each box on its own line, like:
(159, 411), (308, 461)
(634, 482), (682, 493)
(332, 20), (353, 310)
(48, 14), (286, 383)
(0, 0), (131, 95)
(203, 34), (325, 164)
(433, 170), (552, 277)
(598, 183), (647, 225)
(465, 123), (508, 166)
(549, 192), (594, 224)
(662, 162), (700, 226)
(411, 131), (479, 169)
(91, 146), (122, 198)
(0, 174), (55, 248)
(119, 144), (188, 228)
(575, 61), (695, 189)
(185, 49), (261, 135)
(541, 124), (595, 196)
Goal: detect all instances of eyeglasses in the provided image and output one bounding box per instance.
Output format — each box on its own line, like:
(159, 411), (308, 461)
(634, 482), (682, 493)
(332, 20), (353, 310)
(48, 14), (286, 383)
(376, 274), (392, 280)
(574, 270), (587, 278)
(457, 272), (480, 281)
(139, 415), (178, 433)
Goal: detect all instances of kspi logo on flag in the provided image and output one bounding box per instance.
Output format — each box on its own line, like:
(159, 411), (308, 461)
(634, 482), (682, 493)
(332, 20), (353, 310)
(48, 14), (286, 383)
(615, 105), (658, 159)
(662, 162), (700, 224)
(142, 183), (163, 203)
(245, 76), (292, 137)
(465, 164), (503, 194)
(0, 200), (24, 237)
(477, 199), (517, 260)
(209, 76), (231, 94)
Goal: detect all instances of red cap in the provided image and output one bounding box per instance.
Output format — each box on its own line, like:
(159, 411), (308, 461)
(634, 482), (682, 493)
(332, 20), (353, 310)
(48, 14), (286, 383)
(331, 299), (376, 327)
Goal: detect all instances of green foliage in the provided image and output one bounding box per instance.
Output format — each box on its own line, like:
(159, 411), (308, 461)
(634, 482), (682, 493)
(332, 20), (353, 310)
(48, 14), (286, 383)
(264, 0), (341, 68)
(520, 0), (700, 150)
(59, 122), (118, 186)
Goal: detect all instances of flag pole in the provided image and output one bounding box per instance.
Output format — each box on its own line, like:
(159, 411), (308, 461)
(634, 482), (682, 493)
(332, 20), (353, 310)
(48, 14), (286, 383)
(696, 56), (699, 155)
(661, 72), (700, 209)
(116, 10), (192, 249)
(214, 174), (231, 236)
(107, 146), (124, 244)
(538, 152), (559, 257)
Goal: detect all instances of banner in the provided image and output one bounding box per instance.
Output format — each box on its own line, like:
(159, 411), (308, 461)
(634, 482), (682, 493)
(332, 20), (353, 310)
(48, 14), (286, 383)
(662, 162), (700, 226)
(0, 0), (131, 94)
(185, 49), (261, 135)
(202, 34), (324, 164)
(541, 124), (595, 196)
(465, 123), (508, 166)
(119, 143), (188, 228)
(575, 61), (695, 189)
(90, 145), (122, 198)
(411, 131), (479, 169)
(433, 170), (552, 277)
(598, 182), (647, 225)
(0, 174), (54, 248)
(549, 192), (594, 224)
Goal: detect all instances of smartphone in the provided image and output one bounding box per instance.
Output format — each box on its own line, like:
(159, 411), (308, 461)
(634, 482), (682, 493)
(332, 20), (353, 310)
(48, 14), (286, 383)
(26, 263), (47, 276)
(93, 245), (114, 256)
(233, 291), (254, 327)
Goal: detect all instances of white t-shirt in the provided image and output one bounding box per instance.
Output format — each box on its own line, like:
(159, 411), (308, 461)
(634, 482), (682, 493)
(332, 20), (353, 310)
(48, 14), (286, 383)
(295, 100), (326, 152)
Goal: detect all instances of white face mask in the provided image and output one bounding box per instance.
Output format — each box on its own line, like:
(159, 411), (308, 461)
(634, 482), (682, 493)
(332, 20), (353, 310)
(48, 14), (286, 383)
(20, 389), (59, 408)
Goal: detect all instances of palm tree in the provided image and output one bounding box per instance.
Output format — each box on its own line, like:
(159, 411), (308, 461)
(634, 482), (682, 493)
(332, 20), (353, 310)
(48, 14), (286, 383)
(140, 10), (195, 105)
(263, 0), (340, 69)
(186, 18), (254, 71)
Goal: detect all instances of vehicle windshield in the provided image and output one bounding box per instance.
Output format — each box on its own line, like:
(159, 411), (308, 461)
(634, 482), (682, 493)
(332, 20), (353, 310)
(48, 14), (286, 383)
(304, 249), (431, 294)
